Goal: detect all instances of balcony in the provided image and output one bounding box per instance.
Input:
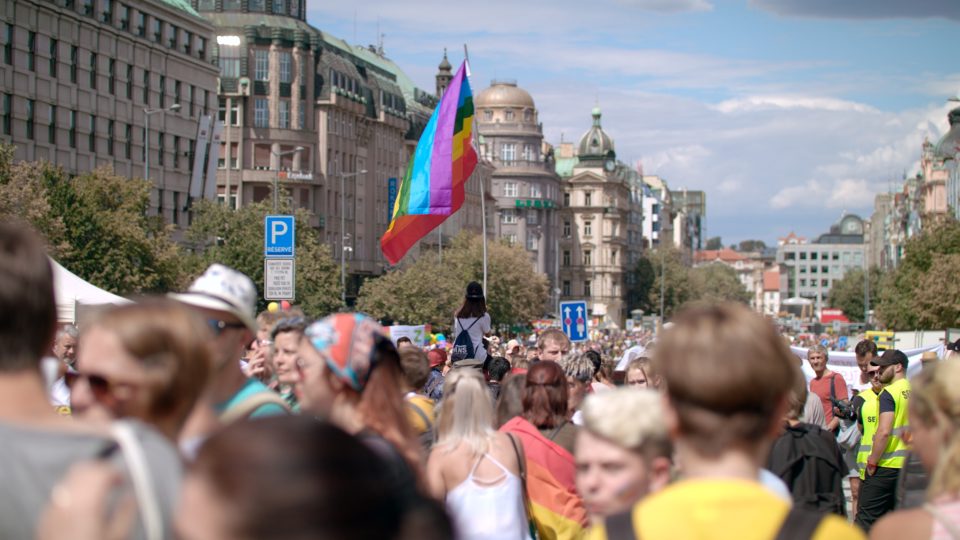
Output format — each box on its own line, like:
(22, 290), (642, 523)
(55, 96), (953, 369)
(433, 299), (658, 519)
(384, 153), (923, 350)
(478, 121), (542, 135)
(488, 158), (551, 172)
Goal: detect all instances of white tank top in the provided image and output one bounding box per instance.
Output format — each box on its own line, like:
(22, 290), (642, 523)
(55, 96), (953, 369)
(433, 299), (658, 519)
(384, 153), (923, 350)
(445, 453), (531, 540)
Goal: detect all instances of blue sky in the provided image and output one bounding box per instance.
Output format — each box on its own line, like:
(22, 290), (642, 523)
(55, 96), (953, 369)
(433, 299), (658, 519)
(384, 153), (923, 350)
(307, 0), (959, 245)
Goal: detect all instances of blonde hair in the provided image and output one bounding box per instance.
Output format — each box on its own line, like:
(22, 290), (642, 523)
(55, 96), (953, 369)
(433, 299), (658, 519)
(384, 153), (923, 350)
(581, 388), (672, 461)
(911, 360), (960, 500)
(436, 369), (496, 455)
(560, 350), (594, 383)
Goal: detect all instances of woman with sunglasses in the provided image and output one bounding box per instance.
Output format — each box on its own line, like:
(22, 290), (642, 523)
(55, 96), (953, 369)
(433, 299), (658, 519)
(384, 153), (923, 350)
(296, 313), (424, 504)
(69, 299), (213, 442)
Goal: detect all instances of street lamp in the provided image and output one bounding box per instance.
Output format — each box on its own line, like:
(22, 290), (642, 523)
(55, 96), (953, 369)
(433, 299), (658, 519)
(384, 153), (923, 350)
(271, 146), (304, 212)
(340, 168), (367, 307)
(143, 103), (180, 181)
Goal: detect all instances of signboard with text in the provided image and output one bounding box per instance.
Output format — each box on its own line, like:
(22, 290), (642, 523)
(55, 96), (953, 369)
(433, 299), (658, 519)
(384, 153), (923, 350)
(264, 259), (295, 300)
(264, 215), (295, 258)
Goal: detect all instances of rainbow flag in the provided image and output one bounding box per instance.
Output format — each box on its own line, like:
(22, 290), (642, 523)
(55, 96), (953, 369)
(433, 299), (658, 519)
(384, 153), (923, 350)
(380, 61), (478, 264)
(500, 416), (588, 540)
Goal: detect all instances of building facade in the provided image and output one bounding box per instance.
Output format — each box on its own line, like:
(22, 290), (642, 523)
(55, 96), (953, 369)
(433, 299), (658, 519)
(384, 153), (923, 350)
(474, 80), (561, 291)
(776, 214), (866, 313)
(1, 0), (219, 227)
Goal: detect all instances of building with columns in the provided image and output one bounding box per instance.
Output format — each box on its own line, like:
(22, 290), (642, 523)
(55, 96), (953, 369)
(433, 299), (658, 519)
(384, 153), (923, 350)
(474, 80), (561, 299)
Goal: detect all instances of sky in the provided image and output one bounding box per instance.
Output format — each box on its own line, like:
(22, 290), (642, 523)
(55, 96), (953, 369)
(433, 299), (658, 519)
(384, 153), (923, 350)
(306, 0), (960, 246)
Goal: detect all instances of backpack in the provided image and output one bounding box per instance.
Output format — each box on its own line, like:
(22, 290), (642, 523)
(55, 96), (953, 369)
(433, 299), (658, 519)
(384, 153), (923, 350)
(451, 317), (480, 362)
(405, 397), (435, 452)
(768, 422), (847, 516)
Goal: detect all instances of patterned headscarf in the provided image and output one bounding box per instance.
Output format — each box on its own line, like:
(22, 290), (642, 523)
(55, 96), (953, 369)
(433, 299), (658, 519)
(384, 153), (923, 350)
(304, 313), (387, 392)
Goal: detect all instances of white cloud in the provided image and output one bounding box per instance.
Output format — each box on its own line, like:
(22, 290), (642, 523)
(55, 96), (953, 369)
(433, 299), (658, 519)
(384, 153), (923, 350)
(750, 0), (960, 21)
(614, 0), (713, 13)
(714, 96), (879, 114)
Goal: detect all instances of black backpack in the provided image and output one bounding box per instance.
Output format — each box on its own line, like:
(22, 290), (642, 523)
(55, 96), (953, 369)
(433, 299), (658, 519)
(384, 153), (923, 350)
(768, 422), (847, 516)
(450, 317), (480, 362)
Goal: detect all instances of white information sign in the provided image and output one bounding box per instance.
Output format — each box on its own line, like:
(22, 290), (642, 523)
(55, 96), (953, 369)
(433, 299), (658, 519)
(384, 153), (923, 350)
(389, 325), (427, 347)
(264, 259), (295, 300)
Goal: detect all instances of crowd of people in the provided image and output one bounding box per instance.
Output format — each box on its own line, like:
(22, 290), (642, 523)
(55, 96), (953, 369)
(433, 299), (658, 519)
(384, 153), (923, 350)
(3, 219), (959, 539)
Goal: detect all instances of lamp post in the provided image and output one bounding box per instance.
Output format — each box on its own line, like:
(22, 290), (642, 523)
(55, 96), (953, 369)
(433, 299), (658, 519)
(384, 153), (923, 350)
(142, 103), (180, 181)
(271, 146), (304, 212)
(340, 168), (367, 307)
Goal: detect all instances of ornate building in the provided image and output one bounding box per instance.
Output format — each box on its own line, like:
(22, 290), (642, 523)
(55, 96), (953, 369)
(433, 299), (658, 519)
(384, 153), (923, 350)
(475, 80), (561, 298)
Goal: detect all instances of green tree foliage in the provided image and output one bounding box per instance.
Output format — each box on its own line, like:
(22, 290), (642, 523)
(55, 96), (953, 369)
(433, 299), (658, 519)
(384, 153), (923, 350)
(626, 256), (655, 314)
(737, 239), (767, 252)
(705, 236), (723, 250)
(690, 263), (752, 305)
(876, 218), (960, 329)
(0, 146), (181, 294)
(184, 199), (341, 317)
(645, 247), (699, 318)
(357, 232), (550, 331)
(826, 267), (884, 323)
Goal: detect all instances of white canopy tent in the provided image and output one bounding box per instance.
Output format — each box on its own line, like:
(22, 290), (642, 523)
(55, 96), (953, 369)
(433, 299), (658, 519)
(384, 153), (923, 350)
(52, 259), (130, 324)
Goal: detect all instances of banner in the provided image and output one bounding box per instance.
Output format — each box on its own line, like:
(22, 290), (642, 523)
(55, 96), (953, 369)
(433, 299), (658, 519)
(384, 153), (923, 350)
(791, 344), (945, 396)
(203, 120), (223, 200)
(388, 325), (427, 347)
(188, 115), (212, 199)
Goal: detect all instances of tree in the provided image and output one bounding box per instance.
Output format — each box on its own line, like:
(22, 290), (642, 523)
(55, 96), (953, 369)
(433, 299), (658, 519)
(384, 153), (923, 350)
(738, 239), (767, 253)
(876, 217), (960, 329)
(646, 246), (699, 318)
(184, 199), (341, 317)
(690, 263), (751, 305)
(357, 231), (550, 331)
(705, 236), (723, 250)
(0, 147), (183, 295)
(627, 256), (656, 315)
(827, 267), (884, 323)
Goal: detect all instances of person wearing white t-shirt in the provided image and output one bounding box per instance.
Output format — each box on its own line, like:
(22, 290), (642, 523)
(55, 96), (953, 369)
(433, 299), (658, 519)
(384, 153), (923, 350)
(452, 282), (491, 363)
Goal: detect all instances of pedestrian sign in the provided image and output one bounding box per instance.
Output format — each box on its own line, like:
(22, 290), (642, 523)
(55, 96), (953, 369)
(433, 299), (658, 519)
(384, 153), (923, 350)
(264, 215), (295, 258)
(560, 300), (588, 342)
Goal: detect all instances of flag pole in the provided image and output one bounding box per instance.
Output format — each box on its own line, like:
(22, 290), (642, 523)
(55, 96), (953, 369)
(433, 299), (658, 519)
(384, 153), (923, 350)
(464, 44), (487, 296)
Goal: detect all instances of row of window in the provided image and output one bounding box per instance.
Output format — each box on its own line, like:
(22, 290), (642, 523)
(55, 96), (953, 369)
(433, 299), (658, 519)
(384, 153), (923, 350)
(784, 250), (862, 261)
(482, 143), (538, 163)
(197, 0), (302, 18)
(44, 0), (208, 61)
(329, 68), (361, 96)
(797, 279), (832, 288)
(250, 49), (300, 83)
(481, 109), (534, 122)
(561, 249), (619, 267)
(2, 94), (193, 170)
(252, 98), (306, 129)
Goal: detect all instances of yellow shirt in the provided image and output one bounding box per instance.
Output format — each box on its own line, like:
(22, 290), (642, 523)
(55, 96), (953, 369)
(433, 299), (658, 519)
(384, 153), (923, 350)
(405, 394), (435, 434)
(585, 478), (864, 540)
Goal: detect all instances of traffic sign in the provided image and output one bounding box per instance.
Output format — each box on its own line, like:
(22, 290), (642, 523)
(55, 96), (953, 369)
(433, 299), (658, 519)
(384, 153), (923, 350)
(264, 215), (295, 258)
(560, 300), (588, 342)
(264, 259), (295, 300)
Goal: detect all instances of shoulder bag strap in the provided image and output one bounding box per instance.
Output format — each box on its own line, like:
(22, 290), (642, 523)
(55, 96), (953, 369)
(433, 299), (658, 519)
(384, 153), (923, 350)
(828, 373), (837, 402)
(925, 503), (960, 540)
(548, 420), (567, 442)
(110, 421), (163, 540)
(507, 433), (539, 540)
(220, 391), (290, 425)
(773, 507), (826, 540)
(405, 399), (433, 431)
(605, 509), (638, 540)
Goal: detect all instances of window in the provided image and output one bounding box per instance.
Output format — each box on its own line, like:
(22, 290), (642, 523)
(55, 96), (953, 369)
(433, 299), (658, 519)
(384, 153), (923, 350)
(562, 281), (571, 296)
(248, 0), (265, 10)
(197, 37), (206, 61)
(107, 120), (114, 156)
(68, 110), (76, 148)
(298, 101), (305, 129)
(3, 24), (11, 65)
(27, 31), (35, 71)
(254, 50), (269, 81)
(88, 52), (96, 89)
(143, 70), (150, 105)
(1, 94), (10, 135)
(563, 220), (571, 237)
(26, 100), (34, 140)
(118, 4), (128, 30)
(799, 266), (807, 274)
(254, 98), (268, 127)
(152, 18), (162, 43)
(278, 100), (290, 128)
(530, 184), (541, 198)
(821, 279), (829, 287)
(584, 221), (592, 236)
(272, 0), (285, 14)
(174, 80), (181, 109)
(563, 250), (570, 267)
(611, 249), (617, 265)
(157, 132), (164, 166)
(88, 114), (95, 151)
(188, 85), (195, 117)
(501, 143), (516, 162)
(785, 252), (795, 260)
(584, 280), (592, 297)
(821, 265), (829, 274)
(483, 110), (492, 120)
(124, 123), (131, 158)
(832, 252), (839, 261)
(48, 38), (57, 77)
(506, 234), (518, 245)
(125, 64), (133, 99)
(159, 75), (165, 107)
(799, 279), (807, 287)
(504, 182), (518, 197)
(501, 209), (517, 224)
(108, 59), (115, 94)
(289, 0), (299, 16)
(173, 135), (180, 168)
(800, 252), (807, 260)
(279, 52), (292, 83)
(522, 144), (535, 161)
(182, 30), (192, 55)
(81, 0), (92, 15)
(563, 192), (570, 207)
(135, 12), (145, 36)
(584, 191), (592, 206)
(47, 105), (56, 144)
(811, 252), (818, 261)
(526, 209), (538, 225)
(167, 25), (177, 49)
(102, 0), (112, 23)
(584, 250), (592, 265)
(505, 109), (514, 121)
(172, 192), (179, 225)
(218, 41), (241, 78)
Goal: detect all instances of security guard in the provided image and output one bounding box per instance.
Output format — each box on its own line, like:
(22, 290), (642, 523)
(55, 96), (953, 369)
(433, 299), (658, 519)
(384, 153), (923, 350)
(854, 349), (911, 532)
(854, 367), (882, 482)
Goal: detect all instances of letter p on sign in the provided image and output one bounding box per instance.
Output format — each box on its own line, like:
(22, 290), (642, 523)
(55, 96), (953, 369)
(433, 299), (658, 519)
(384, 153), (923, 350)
(264, 215), (295, 258)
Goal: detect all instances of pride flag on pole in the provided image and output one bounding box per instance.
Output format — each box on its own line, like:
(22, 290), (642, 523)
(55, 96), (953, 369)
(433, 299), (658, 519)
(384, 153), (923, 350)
(380, 61), (478, 264)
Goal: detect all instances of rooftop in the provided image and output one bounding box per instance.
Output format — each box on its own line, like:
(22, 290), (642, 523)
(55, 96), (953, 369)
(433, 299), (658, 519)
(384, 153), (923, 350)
(694, 249), (747, 264)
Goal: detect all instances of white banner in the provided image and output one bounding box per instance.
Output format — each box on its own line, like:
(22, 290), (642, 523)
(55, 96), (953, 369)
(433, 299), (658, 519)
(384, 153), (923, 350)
(389, 325), (427, 347)
(189, 115), (212, 199)
(791, 344), (945, 398)
(203, 120), (223, 200)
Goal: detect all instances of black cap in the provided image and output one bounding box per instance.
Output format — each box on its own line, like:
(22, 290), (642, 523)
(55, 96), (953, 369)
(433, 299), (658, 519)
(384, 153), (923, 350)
(871, 349), (908, 368)
(466, 281), (484, 299)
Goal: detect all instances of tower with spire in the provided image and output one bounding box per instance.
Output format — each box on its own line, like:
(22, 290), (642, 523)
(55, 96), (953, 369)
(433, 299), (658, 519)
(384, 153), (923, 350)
(436, 49), (453, 98)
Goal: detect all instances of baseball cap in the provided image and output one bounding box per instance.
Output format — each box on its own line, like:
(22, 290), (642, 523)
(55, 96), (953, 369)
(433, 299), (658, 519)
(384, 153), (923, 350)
(466, 281), (484, 299)
(871, 349), (908, 368)
(506, 339), (521, 351)
(170, 264), (257, 333)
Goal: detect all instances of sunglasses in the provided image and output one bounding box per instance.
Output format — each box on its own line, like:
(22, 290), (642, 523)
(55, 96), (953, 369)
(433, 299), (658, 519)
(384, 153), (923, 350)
(64, 371), (136, 402)
(208, 319), (247, 336)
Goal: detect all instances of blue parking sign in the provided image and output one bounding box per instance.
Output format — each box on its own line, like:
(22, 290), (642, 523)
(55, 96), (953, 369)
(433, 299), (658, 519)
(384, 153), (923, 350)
(264, 215), (295, 258)
(560, 300), (588, 342)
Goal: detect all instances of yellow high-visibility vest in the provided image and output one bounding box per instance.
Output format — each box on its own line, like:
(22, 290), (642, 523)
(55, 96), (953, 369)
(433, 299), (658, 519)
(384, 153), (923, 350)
(876, 377), (911, 469)
(856, 388), (880, 480)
